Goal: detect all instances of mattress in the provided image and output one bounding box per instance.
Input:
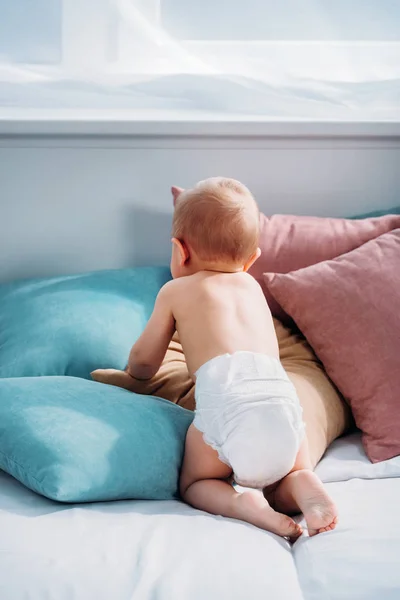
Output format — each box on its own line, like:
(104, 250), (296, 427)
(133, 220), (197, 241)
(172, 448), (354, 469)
(0, 433), (399, 600)
(297, 434), (400, 600)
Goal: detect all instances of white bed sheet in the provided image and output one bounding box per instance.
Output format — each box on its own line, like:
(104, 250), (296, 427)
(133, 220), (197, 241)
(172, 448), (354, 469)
(0, 433), (398, 600)
(0, 472), (301, 600)
(294, 477), (400, 600)
(316, 432), (400, 483)
(297, 433), (400, 600)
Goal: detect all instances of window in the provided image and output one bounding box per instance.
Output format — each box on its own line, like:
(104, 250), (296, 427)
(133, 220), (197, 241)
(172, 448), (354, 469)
(0, 0), (399, 120)
(162, 0), (400, 41)
(0, 1), (61, 64)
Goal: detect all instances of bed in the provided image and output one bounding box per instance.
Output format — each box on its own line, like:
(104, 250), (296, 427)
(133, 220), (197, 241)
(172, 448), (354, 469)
(0, 433), (398, 600)
(1, 126), (400, 600)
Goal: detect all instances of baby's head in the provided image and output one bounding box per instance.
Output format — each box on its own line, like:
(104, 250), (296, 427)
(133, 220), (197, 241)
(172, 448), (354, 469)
(171, 177), (260, 278)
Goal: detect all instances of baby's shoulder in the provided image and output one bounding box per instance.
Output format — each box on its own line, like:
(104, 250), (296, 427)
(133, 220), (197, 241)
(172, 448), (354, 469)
(228, 271), (262, 293)
(159, 275), (196, 301)
(161, 276), (202, 318)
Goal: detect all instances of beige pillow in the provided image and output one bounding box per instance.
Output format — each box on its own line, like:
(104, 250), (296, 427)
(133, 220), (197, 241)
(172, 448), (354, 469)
(92, 332), (195, 410)
(273, 319), (352, 466)
(92, 323), (351, 468)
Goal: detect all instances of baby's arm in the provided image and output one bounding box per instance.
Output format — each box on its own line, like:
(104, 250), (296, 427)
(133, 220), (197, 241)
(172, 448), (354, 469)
(127, 281), (175, 380)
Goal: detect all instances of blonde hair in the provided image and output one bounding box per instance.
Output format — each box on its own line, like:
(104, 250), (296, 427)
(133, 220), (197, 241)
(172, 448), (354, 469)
(172, 177), (259, 264)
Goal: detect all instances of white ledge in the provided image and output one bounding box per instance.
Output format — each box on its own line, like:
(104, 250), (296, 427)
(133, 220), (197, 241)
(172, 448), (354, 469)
(0, 110), (399, 138)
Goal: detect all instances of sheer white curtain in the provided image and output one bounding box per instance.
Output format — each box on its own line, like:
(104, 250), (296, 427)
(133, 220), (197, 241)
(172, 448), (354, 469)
(0, 0), (399, 119)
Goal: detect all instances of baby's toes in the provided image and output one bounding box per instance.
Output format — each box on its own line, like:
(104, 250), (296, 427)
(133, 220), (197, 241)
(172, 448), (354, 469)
(279, 515), (302, 539)
(318, 519), (338, 534)
(289, 523), (303, 543)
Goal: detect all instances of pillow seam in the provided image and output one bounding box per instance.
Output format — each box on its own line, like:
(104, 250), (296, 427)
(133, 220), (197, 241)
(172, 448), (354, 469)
(0, 447), (46, 487)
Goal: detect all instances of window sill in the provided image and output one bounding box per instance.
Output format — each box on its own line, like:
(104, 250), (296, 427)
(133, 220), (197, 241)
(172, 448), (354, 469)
(0, 109), (399, 138)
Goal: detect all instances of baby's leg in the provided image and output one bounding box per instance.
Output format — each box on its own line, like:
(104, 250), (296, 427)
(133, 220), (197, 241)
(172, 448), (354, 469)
(267, 437), (338, 536)
(180, 424), (302, 539)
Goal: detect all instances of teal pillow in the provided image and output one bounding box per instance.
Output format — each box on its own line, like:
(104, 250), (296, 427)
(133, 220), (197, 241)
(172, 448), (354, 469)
(0, 267), (171, 379)
(351, 206), (400, 219)
(0, 376), (193, 502)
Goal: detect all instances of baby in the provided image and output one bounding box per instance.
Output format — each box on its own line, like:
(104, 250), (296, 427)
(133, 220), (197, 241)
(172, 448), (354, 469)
(126, 177), (338, 538)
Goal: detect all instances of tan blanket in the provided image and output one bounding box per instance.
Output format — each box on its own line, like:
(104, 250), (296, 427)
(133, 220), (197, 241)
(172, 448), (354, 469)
(92, 320), (352, 468)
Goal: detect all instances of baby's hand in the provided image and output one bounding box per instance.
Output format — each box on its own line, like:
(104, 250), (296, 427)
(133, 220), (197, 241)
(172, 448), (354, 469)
(91, 368), (137, 392)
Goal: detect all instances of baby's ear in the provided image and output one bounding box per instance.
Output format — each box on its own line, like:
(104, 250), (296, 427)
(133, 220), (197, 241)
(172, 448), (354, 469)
(171, 186), (184, 206)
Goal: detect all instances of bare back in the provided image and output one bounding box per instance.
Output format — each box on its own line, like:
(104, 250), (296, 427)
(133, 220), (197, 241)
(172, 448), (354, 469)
(170, 271), (279, 379)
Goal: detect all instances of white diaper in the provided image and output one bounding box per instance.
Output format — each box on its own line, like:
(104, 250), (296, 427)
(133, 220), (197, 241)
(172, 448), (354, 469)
(193, 352), (305, 488)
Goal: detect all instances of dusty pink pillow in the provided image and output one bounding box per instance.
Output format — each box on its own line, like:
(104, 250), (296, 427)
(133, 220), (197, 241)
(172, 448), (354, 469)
(249, 213), (400, 322)
(264, 229), (400, 463)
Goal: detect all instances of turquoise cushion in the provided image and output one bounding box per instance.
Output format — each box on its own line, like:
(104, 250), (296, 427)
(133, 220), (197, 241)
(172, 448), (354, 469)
(0, 376), (193, 502)
(351, 206), (400, 219)
(0, 267), (171, 379)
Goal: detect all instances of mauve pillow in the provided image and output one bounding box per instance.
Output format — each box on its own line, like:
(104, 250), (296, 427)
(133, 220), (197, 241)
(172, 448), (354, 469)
(264, 229), (400, 463)
(249, 212), (400, 322)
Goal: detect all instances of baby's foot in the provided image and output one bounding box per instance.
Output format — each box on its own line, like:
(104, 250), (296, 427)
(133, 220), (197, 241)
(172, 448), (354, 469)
(289, 470), (338, 536)
(236, 491), (303, 540)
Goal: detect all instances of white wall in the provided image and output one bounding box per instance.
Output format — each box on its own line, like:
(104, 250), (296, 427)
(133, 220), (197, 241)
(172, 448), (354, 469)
(1, 129), (399, 282)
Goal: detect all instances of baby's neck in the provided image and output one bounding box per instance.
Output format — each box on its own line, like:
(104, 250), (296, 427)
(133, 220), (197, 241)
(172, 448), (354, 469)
(194, 259), (244, 274)
(202, 266), (243, 274)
